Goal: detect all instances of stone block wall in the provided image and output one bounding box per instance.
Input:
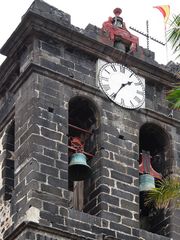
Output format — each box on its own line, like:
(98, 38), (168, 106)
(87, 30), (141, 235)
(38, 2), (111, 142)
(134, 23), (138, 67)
(0, 121), (15, 239)
(0, 200), (12, 239)
(4, 38), (174, 239)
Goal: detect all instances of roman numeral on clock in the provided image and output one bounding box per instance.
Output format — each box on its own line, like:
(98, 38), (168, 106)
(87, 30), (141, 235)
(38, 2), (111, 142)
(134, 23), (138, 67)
(136, 90), (144, 96)
(129, 72), (134, 78)
(101, 77), (109, 82)
(102, 84), (110, 91)
(110, 92), (116, 99)
(134, 82), (141, 86)
(105, 69), (110, 74)
(134, 96), (141, 103)
(120, 65), (125, 73)
(121, 98), (125, 106)
(111, 63), (117, 72)
(130, 100), (134, 107)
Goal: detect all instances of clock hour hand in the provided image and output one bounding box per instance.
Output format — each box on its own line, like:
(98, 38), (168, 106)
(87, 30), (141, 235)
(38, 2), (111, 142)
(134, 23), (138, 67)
(127, 81), (133, 86)
(110, 81), (132, 99)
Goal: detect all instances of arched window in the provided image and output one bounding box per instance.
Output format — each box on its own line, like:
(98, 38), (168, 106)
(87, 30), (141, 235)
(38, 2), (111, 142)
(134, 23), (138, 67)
(139, 123), (171, 235)
(68, 96), (99, 213)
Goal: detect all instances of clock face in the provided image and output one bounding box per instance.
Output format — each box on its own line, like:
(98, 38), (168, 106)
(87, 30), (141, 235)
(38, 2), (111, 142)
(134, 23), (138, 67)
(98, 63), (145, 109)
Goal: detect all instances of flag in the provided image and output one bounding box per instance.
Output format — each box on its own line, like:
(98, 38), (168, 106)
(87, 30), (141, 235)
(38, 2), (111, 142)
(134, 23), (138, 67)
(153, 5), (170, 24)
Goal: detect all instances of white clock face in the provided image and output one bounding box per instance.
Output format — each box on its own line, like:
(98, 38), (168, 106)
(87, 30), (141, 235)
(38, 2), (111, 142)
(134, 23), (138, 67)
(98, 63), (145, 109)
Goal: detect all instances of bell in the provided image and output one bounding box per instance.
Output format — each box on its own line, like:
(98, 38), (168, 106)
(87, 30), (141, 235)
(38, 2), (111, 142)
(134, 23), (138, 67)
(139, 174), (155, 192)
(69, 153), (92, 181)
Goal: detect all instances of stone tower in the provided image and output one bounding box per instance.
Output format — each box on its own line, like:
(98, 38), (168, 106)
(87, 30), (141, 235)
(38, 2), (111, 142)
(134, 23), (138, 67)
(0, 1), (179, 240)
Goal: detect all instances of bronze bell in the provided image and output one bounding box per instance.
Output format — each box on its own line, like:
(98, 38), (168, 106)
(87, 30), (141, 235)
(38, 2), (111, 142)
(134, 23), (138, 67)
(69, 152), (92, 181)
(139, 174), (155, 192)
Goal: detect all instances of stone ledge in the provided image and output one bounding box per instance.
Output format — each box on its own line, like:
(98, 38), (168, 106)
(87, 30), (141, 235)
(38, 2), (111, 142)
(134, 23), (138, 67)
(139, 229), (170, 240)
(4, 221), (89, 240)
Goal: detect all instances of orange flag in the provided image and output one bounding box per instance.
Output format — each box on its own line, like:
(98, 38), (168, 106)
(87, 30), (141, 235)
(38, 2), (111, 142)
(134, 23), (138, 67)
(153, 5), (170, 23)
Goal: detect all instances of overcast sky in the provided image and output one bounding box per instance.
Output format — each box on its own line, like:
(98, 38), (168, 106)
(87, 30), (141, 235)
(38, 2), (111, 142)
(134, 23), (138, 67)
(0, 0), (179, 65)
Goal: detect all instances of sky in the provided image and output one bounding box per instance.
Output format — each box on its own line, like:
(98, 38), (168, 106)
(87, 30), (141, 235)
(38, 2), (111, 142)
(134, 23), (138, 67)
(0, 0), (179, 65)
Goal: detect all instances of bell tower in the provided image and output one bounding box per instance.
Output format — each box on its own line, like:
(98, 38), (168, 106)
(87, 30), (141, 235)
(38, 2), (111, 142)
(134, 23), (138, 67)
(0, 1), (179, 240)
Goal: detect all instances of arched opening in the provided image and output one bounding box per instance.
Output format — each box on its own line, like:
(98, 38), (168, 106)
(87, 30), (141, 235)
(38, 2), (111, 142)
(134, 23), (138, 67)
(139, 123), (171, 236)
(139, 123), (171, 176)
(68, 96), (99, 213)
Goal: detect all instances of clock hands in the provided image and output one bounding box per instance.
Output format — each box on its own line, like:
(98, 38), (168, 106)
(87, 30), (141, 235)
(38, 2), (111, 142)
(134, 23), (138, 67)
(126, 81), (133, 86)
(110, 81), (132, 99)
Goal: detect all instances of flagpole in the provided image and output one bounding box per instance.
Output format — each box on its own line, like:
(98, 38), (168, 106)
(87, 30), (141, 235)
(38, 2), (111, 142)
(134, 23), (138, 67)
(153, 5), (170, 64)
(164, 23), (169, 63)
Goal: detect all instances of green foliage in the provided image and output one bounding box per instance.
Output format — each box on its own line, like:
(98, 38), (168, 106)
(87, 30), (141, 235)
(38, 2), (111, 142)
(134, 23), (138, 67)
(167, 14), (180, 59)
(166, 15), (180, 110)
(166, 86), (180, 109)
(145, 177), (180, 209)
(144, 13), (180, 213)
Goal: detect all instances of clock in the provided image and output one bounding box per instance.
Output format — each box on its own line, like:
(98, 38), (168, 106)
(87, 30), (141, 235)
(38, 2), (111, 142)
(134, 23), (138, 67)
(97, 62), (145, 109)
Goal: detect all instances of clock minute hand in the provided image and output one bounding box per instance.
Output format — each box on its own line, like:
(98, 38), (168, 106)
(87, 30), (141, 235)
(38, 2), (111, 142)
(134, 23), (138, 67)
(111, 81), (132, 99)
(111, 83), (126, 99)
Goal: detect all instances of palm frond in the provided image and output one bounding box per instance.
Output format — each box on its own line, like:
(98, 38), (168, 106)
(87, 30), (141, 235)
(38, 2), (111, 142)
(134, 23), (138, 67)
(167, 14), (180, 59)
(166, 86), (180, 109)
(145, 177), (180, 209)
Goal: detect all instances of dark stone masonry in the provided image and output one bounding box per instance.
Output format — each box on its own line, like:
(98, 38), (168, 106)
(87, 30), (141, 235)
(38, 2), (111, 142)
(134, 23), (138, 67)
(0, 1), (179, 240)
